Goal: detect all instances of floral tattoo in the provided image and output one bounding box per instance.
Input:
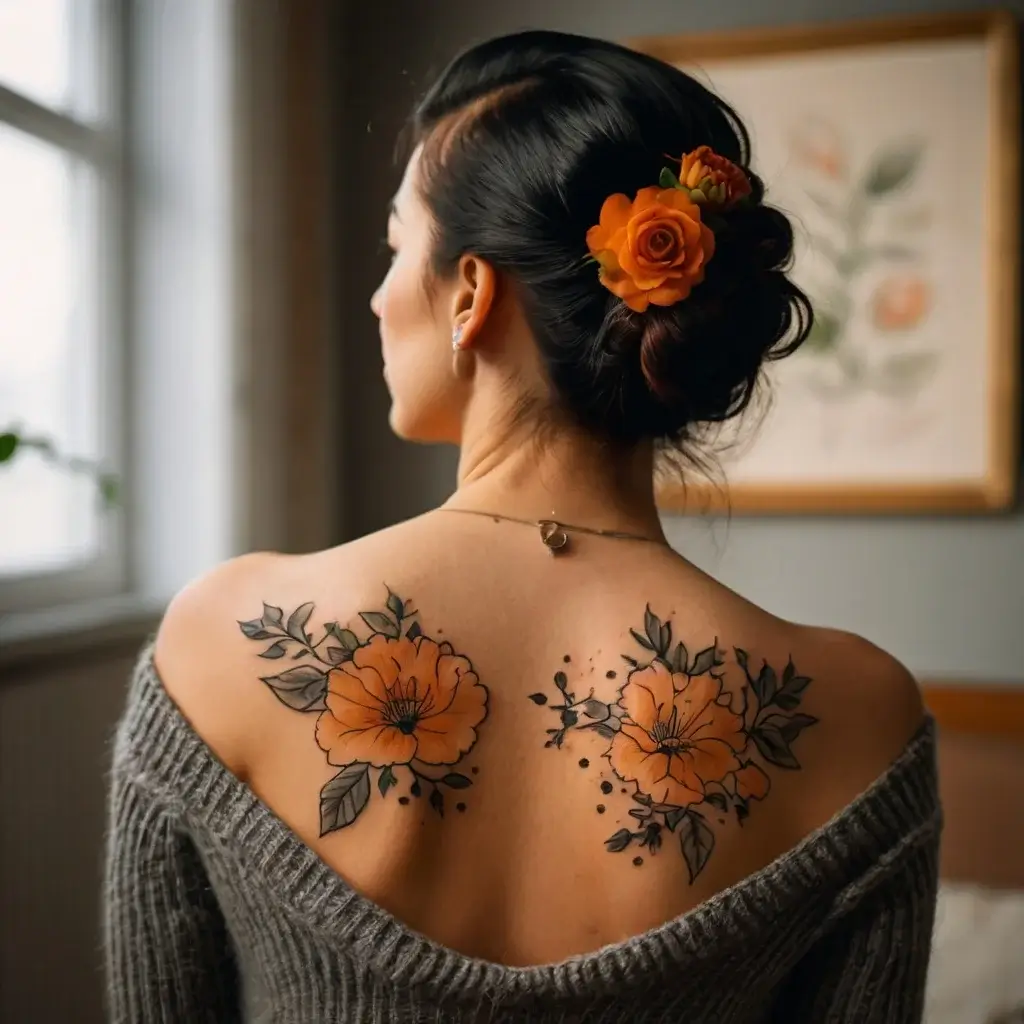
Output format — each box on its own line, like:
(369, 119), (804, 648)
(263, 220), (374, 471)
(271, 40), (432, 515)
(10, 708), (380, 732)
(238, 589), (488, 836)
(529, 606), (818, 882)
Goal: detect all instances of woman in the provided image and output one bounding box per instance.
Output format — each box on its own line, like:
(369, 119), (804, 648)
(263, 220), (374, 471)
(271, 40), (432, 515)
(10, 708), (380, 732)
(105, 29), (940, 1023)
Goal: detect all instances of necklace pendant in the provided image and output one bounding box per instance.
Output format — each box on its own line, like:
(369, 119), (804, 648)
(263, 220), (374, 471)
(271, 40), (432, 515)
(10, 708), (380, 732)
(538, 520), (570, 555)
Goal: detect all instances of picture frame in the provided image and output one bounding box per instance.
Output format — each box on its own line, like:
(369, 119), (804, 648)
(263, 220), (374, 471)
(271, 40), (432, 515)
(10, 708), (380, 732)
(634, 12), (1020, 514)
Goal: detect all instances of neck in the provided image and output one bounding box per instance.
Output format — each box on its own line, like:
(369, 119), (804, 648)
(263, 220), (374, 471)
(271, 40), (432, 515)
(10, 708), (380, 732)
(449, 419), (665, 541)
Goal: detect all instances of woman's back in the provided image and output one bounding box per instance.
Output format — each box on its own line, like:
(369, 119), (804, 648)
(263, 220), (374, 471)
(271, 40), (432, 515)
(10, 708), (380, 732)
(144, 513), (932, 975)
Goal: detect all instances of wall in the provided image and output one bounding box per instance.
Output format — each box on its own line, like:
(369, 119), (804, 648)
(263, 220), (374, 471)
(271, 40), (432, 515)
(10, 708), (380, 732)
(340, 0), (1024, 683)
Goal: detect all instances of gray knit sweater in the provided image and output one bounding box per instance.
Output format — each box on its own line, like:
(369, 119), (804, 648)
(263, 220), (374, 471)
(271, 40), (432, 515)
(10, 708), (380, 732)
(104, 649), (942, 1023)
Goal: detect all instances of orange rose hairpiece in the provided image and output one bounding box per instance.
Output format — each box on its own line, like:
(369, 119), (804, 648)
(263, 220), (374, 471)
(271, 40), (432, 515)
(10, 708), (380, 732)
(585, 146), (750, 313)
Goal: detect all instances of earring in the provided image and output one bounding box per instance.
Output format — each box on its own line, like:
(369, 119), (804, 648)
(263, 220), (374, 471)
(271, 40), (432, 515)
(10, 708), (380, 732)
(451, 323), (464, 350)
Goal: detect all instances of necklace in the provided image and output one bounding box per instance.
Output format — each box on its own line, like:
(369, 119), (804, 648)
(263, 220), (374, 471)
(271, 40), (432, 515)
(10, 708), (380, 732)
(439, 506), (667, 556)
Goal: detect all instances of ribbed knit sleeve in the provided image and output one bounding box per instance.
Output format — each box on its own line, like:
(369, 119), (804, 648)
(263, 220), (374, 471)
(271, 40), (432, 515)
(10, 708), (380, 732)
(769, 839), (939, 1023)
(104, 766), (241, 1023)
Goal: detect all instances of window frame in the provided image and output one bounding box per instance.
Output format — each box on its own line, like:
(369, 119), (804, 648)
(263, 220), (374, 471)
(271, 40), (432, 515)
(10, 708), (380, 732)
(0, 0), (130, 616)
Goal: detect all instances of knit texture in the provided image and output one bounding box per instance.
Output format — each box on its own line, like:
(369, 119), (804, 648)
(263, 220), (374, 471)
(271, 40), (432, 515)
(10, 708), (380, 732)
(104, 647), (942, 1023)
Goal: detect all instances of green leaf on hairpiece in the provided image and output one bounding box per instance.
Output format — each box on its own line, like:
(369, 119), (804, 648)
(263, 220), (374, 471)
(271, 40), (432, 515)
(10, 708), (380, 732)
(659, 167), (683, 190)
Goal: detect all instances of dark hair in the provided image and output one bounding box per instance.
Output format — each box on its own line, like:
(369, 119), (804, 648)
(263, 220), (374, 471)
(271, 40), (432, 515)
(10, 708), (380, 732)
(408, 30), (812, 450)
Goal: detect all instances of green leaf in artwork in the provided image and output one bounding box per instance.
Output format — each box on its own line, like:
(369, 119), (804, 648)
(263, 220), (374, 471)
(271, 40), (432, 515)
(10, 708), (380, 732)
(862, 140), (924, 197)
(360, 611), (399, 638)
(803, 308), (842, 353)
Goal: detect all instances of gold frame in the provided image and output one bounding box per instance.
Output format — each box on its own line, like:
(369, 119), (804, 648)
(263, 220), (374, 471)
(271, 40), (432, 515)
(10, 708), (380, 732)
(633, 12), (1021, 515)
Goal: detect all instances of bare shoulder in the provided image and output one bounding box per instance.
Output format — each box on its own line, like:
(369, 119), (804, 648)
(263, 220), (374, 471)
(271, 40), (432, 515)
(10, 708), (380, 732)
(153, 549), (301, 777)
(789, 624), (928, 827)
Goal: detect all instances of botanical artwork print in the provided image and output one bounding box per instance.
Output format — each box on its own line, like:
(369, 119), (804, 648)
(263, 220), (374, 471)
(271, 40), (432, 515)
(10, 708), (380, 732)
(530, 607), (817, 882)
(238, 589), (488, 836)
(790, 116), (939, 401)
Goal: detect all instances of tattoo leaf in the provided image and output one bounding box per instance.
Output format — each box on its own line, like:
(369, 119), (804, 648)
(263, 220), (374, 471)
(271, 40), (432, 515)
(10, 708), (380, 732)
(527, 692), (548, 705)
(560, 709), (579, 728)
(286, 602), (315, 641)
(262, 603), (285, 628)
(319, 763), (370, 835)
(239, 620), (275, 640)
(705, 791), (729, 813)
(659, 621), (672, 656)
(360, 611), (399, 638)
(622, 655), (640, 669)
(735, 799), (750, 825)
(644, 606), (660, 647)
(553, 671), (568, 691)
(630, 628), (655, 651)
(689, 645), (718, 677)
(378, 764), (397, 797)
(582, 699), (610, 722)
(779, 712), (819, 744)
(750, 721), (800, 769)
(592, 722), (619, 739)
(261, 665), (329, 712)
(605, 828), (634, 853)
(325, 646), (351, 666)
(679, 812), (715, 883)
(259, 640), (289, 659)
(326, 624), (361, 651)
(632, 792), (653, 807)
(429, 787), (445, 817)
(670, 642), (689, 674)
(406, 620), (422, 641)
(410, 779), (422, 798)
(629, 807), (651, 821)
(752, 662), (778, 706)
(664, 807), (687, 831)
(442, 773), (471, 789)
(386, 590), (404, 622)
(782, 658), (795, 686)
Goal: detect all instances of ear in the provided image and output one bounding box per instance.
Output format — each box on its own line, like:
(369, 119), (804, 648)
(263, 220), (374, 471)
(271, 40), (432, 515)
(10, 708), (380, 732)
(449, 254), (497, 347)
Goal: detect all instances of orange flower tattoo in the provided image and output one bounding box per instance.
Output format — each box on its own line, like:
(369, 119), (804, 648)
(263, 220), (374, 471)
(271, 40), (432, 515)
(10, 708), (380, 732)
(315, 633), (487, 768)
(609, 661), (745, 807)
(238, 589), (488, 835)
(529, 606), (818, 881)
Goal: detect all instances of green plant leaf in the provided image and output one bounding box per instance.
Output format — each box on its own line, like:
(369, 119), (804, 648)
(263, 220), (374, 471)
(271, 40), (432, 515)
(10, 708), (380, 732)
(863, 140), (924, 197)
(659, 166), (683, 190)
(0, 432), (18, 463)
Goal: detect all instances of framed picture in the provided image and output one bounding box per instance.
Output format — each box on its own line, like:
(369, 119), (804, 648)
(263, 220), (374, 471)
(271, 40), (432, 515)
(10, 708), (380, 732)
(634, 12), (1020, 514)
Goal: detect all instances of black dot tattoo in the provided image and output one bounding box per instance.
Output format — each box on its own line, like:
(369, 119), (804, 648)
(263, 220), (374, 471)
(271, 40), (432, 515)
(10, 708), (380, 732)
(606, 670), (617, 679)
(563, 654), (571, 663)
(398, 797), (409, 806)
(632, 856), (644, 867)
(600, 781), (613, 795)
(471, 766), (479, 775)
(596, 804), (606, 814)
(578, 758), (590, 769)
(456, 802), (467, 813)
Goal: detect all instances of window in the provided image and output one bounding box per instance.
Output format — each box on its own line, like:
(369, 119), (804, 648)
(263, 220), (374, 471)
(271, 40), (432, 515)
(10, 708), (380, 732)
(0, 0), (245, 644)
(0, 0), (124, 606)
